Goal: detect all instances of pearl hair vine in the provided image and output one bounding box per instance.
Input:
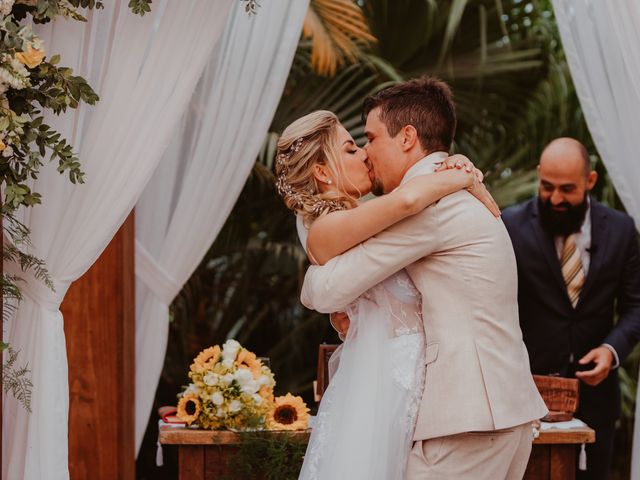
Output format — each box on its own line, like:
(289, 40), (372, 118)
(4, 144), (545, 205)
(275, 136), (343, 217)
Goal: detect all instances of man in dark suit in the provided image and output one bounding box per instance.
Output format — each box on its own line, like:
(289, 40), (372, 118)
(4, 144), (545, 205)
(502, 137), (640, 480)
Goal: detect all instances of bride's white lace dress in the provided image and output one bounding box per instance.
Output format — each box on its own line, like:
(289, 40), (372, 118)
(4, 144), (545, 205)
(297, 218), (426, 480)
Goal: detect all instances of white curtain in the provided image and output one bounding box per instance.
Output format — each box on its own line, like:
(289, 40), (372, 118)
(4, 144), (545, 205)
(134, 0), (309, 453)
(3, 1), (233, 478)
(552, 1), (640, 477)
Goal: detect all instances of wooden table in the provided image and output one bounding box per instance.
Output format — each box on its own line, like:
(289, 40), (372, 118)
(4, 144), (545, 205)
(160, 427), (310, 480)
(161, 424), (594, 480)
(525, 426), (595, 480)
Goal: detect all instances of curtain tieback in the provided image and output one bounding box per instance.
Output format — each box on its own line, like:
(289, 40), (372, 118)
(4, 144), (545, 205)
(135, 240), (181, 305)
(4, 259), (71, 311)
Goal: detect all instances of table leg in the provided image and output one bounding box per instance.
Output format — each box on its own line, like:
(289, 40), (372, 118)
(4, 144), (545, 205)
(550, 444), (576, 480)
(525, 445), (550, 479)
(179, 446), (205, 480)
(205, 445), (238, 478)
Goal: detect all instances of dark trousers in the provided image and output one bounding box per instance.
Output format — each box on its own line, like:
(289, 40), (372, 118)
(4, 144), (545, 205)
(576, 421), (615, 480)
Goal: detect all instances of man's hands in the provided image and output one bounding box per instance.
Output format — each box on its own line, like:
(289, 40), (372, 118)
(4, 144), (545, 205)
(575, 346), (614, 386)
(438, 154), (500, 218)
(330, 312), (350, 340)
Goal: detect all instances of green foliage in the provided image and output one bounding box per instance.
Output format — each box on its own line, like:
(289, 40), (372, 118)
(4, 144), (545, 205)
(223, 433), (307, 480)
(240, 0), (260, 16)
(2, 346), (33, 412)
(128, 0), (151, 17)
(0, 0), (150, 411)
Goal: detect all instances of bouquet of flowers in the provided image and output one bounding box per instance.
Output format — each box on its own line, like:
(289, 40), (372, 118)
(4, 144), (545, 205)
(176, 340), (309, 431)
(177, 339), (274, 430)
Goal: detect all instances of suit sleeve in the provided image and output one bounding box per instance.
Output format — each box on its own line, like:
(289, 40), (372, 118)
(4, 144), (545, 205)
(603, 218), (640, 363)
(301, 206), (440, 313)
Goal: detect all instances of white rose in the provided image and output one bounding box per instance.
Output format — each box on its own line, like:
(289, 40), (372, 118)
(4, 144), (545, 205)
(252, 394), (263, 405)
(241, 380), (259, 395)
(257, 375), (271, 386)
(203, 372), (218, 386)
(211, 391), (224, 406)
(219, 373), (234, 386)
(234, 368), (253, 386)
(222, 358), (234, 369)
(222, 339), (241, 361)
(228, 399), (242, 413)
(184, 383), (200, 395)
(216, 408), (227, 418)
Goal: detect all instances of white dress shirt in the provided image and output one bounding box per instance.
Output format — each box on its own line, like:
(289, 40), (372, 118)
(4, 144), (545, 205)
(554, 199), (592, 275)
(552, 198), (619, 367)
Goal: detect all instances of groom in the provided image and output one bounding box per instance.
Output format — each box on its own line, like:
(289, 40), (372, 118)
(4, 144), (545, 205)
(301, 77), (548, 479)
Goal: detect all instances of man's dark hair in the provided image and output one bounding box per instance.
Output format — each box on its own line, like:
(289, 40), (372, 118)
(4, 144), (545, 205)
(362, 76), (456, 153)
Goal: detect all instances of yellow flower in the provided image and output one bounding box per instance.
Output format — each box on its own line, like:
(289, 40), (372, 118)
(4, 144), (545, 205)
(15, 41), (46, 69)
(0, 140), (5, 152)
(176, 393), (201, 425)
(267, 394), (310, 431)
(190, 345), (221, 373)
(259, 385), (274, 402)
(236, 349), (262, 379)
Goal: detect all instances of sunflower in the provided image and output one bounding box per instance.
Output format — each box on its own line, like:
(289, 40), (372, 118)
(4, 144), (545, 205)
(267, 394), (310, 431)
(190, 345), (221, 373)
(176, 393), (201, 425)
(236, 349), (262, 379)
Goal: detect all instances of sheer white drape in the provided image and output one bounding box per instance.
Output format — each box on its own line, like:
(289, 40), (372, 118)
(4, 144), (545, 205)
(134, 0), (309, 453)
(552, 1), (640, 225)
(552, 1), (640, 477)
(3, 1), (233, 478)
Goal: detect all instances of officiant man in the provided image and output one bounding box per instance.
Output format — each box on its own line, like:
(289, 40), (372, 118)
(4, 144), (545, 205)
(502, 138), (640, 480)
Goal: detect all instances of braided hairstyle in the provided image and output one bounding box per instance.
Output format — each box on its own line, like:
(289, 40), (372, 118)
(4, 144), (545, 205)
(276, 110), (358, 226)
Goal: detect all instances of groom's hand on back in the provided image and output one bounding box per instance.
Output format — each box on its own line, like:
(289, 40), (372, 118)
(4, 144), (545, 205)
(330, 312), (350, 341)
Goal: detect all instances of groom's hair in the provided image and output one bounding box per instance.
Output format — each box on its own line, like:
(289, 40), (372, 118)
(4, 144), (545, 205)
(362, 76), (456, 153)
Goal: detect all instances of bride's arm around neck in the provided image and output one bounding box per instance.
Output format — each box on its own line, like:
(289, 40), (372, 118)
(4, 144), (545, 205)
(306, 168), (474, 265)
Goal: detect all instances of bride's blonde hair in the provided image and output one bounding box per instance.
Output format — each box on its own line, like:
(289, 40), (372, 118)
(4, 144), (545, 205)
(276, 110), (358, 226)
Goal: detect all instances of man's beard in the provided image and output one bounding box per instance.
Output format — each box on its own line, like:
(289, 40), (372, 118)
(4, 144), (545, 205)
(371, 176), (385, 196)
(538, 194), (589, 236)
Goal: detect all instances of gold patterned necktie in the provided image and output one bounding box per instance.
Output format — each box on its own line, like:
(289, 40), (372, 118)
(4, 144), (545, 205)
(561, 234), (585, 308)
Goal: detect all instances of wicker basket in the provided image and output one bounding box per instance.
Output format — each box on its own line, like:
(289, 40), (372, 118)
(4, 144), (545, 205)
(533, 375), (579, 422)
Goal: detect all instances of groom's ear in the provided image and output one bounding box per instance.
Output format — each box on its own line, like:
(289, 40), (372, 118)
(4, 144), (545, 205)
(400, 125), (419, 152)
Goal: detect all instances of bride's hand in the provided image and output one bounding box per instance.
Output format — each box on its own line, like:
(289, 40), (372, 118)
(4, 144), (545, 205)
(438, 154), (474, 173)
(438, 154), (484, 184)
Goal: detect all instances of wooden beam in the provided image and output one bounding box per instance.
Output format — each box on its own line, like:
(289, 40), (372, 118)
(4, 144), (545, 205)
(61, 212), (135, 480)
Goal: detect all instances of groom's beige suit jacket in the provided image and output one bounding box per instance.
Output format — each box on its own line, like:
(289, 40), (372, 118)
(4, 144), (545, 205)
(301, 153), (548, 441)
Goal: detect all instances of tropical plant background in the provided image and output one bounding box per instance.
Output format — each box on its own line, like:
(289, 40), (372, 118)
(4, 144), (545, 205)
(137, 1), (637, 478)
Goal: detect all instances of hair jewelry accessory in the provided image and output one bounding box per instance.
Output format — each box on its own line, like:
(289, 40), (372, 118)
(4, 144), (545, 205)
(275, 136), (343, 217)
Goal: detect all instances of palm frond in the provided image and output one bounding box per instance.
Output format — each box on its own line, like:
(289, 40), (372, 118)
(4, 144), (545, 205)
(303, 0), (376, 76)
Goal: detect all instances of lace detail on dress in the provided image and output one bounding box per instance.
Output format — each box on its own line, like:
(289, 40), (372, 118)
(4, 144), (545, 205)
(299, 270), (425, 480)
(302, 379), (337, 479)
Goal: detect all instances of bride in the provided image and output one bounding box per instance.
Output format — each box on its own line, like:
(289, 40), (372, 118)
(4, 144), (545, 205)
(275, 110), (498, 480)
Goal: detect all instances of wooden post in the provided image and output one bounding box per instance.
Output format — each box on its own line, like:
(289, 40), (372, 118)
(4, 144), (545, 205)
(61, 212), (135, 480)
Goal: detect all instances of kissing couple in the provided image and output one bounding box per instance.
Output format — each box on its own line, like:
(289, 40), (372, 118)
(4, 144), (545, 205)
(275, 77), (548, 480)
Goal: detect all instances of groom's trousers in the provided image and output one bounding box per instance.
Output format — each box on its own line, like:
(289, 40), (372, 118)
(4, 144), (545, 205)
(405, 422), (534, 480)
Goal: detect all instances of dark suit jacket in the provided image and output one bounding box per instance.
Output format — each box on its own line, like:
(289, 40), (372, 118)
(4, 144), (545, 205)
(502, 197), (640, 426)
